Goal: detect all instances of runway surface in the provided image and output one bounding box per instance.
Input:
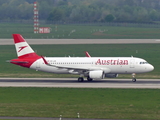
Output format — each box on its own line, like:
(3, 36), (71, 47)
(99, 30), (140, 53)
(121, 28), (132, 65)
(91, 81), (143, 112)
(0, 39), (160, 45)
(0, 78), (159, 89)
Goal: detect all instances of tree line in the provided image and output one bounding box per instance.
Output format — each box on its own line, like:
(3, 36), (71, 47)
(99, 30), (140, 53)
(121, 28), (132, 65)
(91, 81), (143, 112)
(0, 0), (160, 23)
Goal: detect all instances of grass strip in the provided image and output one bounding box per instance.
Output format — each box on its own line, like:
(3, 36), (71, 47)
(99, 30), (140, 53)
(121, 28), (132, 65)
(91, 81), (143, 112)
(0, 87), (159, 119)
(1, 23), (160, 39)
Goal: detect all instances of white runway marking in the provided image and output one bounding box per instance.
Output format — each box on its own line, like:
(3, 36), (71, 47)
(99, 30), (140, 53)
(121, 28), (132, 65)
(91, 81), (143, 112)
(0, 78), (159, 89)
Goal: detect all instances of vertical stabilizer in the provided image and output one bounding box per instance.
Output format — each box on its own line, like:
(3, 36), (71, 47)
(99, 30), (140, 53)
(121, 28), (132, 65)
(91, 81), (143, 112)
(13, 34), (39, 59)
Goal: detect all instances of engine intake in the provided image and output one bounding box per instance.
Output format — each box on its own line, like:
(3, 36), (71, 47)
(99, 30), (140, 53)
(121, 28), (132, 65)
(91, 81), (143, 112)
(89, 70), (104, 79)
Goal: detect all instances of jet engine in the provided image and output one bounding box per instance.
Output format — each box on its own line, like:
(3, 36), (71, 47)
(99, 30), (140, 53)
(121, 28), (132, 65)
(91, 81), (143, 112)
(105, 74), (118, 78)
(89, 70), (105, 79)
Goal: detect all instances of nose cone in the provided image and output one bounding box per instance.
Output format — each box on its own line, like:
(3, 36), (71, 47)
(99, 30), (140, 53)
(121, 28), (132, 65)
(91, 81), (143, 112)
(148, 64), (154, 72)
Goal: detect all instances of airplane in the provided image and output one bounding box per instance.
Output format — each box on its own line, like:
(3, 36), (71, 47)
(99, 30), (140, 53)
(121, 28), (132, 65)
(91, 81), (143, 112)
(9, 34), (154, 82)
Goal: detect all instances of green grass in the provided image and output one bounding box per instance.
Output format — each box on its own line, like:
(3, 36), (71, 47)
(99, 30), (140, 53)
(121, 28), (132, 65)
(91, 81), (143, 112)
(1, 23), (160, 39)
(0, 87), (159, 119)
(0, 44), (159, 78)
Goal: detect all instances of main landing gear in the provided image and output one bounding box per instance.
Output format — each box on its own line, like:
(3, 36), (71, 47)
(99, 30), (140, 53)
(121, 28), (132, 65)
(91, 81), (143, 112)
(87, 76), (93, 81)
(78, 77), (84, 82)
(78, 76), (93, 82)
(132, 73), (136, 82)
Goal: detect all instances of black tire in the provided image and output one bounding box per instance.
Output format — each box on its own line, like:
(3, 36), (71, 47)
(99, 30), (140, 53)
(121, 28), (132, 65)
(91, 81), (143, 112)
(87, 76), (93, 81)
(78, 77), (84, 82)
(132, 78), (136, 82)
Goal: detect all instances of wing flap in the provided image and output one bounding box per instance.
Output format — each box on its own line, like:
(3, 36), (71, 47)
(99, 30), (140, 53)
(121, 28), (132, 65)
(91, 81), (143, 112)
(41, 56), (92, 71)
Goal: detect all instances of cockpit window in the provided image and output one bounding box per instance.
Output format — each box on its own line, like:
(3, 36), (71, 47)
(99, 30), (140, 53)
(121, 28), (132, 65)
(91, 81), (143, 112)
(140, 62), (148, 64)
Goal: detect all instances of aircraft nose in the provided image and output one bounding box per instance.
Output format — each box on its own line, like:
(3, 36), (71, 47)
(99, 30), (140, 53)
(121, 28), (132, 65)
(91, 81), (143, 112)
(149, 64), (154, 71)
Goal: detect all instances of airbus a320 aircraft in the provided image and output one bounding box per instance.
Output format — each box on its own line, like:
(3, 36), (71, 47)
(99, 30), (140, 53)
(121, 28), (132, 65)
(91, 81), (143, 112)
(9, 34), (154, 82)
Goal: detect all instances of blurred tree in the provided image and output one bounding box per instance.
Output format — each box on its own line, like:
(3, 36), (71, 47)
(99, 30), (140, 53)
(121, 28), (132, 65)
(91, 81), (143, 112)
(149, 9), (159, 21)
(18, 2), (33, 19)
(47, 8), (64, 21)
(104, 14), (115, 22)
(38, 1), (52, 19)
(25, 0), (35, 3)
(69, 6), (82, 21)
(0, 0), (160, 23)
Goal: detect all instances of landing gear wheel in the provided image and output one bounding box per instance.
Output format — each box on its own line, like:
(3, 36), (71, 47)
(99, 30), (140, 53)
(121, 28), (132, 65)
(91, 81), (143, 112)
(132, 73), (136, 82)
(87, 76), (93, 82)
(78, 77), (84, 82)
(132, 78), (136, 82)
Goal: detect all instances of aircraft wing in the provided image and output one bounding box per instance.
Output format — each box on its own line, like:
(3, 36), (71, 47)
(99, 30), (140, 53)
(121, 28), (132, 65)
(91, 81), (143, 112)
(41, 56), (92, 71)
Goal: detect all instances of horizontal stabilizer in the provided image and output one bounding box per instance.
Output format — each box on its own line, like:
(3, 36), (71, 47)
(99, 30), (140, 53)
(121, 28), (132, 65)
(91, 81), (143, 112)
(6, 60), (28, 64)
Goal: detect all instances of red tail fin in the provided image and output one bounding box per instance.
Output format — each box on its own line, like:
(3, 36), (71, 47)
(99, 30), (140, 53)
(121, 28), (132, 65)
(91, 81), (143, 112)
(10, 34), (41, 68)
(13, 34), (40, 59)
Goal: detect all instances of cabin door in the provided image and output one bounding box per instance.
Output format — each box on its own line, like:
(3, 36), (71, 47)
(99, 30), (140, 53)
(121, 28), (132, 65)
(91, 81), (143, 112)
(36, 61), (40, 68)
(130, 59), (135, 68)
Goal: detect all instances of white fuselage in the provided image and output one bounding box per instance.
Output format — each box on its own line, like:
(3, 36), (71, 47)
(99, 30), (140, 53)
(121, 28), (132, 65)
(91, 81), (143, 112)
(30, 57), (154, 75)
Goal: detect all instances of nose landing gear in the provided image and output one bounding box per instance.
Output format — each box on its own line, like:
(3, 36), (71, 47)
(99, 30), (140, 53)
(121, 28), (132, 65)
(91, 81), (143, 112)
(132, 73), (136, 82)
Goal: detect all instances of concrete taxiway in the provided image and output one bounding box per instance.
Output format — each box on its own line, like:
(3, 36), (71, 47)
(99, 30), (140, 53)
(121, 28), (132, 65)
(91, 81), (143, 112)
(0, 39), (160, 45)
(0, 78), (159, 89)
